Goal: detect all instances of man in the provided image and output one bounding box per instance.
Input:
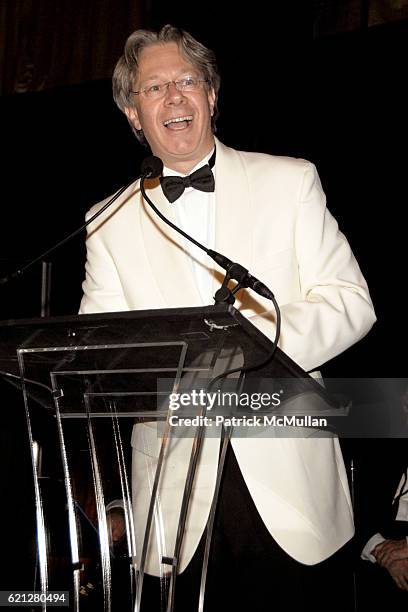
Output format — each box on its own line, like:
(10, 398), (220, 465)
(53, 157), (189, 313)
(359, 463), (408, 605)
(80, 25), (376, 610)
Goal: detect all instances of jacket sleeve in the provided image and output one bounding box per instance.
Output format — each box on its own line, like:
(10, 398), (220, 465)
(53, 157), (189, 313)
(79, 210), (129, 314)
(248, 162), (376, 372)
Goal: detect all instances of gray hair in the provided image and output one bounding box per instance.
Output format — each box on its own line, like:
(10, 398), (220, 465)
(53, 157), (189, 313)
(112, 24), (220, 143)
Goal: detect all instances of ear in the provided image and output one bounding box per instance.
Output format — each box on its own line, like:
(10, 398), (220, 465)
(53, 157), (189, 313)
(124, 106), (142, 131)
(208, 87), (216, 117)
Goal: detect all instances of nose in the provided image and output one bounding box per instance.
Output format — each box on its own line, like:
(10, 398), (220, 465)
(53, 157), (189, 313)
(164, 81), (186, 103)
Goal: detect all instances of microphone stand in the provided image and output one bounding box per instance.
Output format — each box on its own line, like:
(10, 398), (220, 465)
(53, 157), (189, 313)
(0, 177), (139, 287)
(139, 178), (278, 307)
(139, 172), (281, 371)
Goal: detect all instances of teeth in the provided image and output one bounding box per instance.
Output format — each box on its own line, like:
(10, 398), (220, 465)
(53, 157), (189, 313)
(163, 116), (193, 126)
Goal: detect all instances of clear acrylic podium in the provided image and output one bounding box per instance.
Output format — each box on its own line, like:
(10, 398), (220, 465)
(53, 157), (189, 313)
(0, 304), (334, 611)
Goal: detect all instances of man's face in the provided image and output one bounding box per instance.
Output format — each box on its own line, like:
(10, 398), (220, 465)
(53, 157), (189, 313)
(125, 42), (215, 173)
(107, 510), (125, 544)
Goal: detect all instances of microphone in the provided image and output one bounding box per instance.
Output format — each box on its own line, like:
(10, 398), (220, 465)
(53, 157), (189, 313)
(141, 156), (164, 179)
(0, 159), (156, 286)
(139, 159), (275, 303)
(206, 255), (274, 301)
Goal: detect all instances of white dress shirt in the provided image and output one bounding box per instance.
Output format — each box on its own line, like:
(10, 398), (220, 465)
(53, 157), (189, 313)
(162, 149), (216, 305)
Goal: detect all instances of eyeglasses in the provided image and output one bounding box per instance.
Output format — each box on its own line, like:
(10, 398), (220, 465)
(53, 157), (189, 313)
(132, 77), (209, 99)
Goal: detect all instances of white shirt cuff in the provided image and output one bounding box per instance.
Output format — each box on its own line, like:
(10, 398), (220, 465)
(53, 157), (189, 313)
(361, 533), (386, 563)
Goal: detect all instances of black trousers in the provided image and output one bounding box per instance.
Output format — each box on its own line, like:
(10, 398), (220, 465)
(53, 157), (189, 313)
(141, 443), (354, 612)
(356, 560), (407, 610)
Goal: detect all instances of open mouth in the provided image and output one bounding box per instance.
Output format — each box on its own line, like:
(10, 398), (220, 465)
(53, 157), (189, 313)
(163, 115), (193, 129)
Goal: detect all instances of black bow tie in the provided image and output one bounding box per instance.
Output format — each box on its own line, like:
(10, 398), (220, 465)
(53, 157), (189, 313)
(160, 148), (216, 203)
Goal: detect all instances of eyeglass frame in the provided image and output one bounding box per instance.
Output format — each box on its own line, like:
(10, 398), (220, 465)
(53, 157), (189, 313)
(131, 77), (210, 99)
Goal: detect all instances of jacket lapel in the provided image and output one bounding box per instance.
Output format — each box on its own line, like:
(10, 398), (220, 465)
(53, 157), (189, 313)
(212, 138), (252, 297)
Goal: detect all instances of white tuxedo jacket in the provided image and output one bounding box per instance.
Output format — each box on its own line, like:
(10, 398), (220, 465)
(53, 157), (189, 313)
(80, 137), (376, 572)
